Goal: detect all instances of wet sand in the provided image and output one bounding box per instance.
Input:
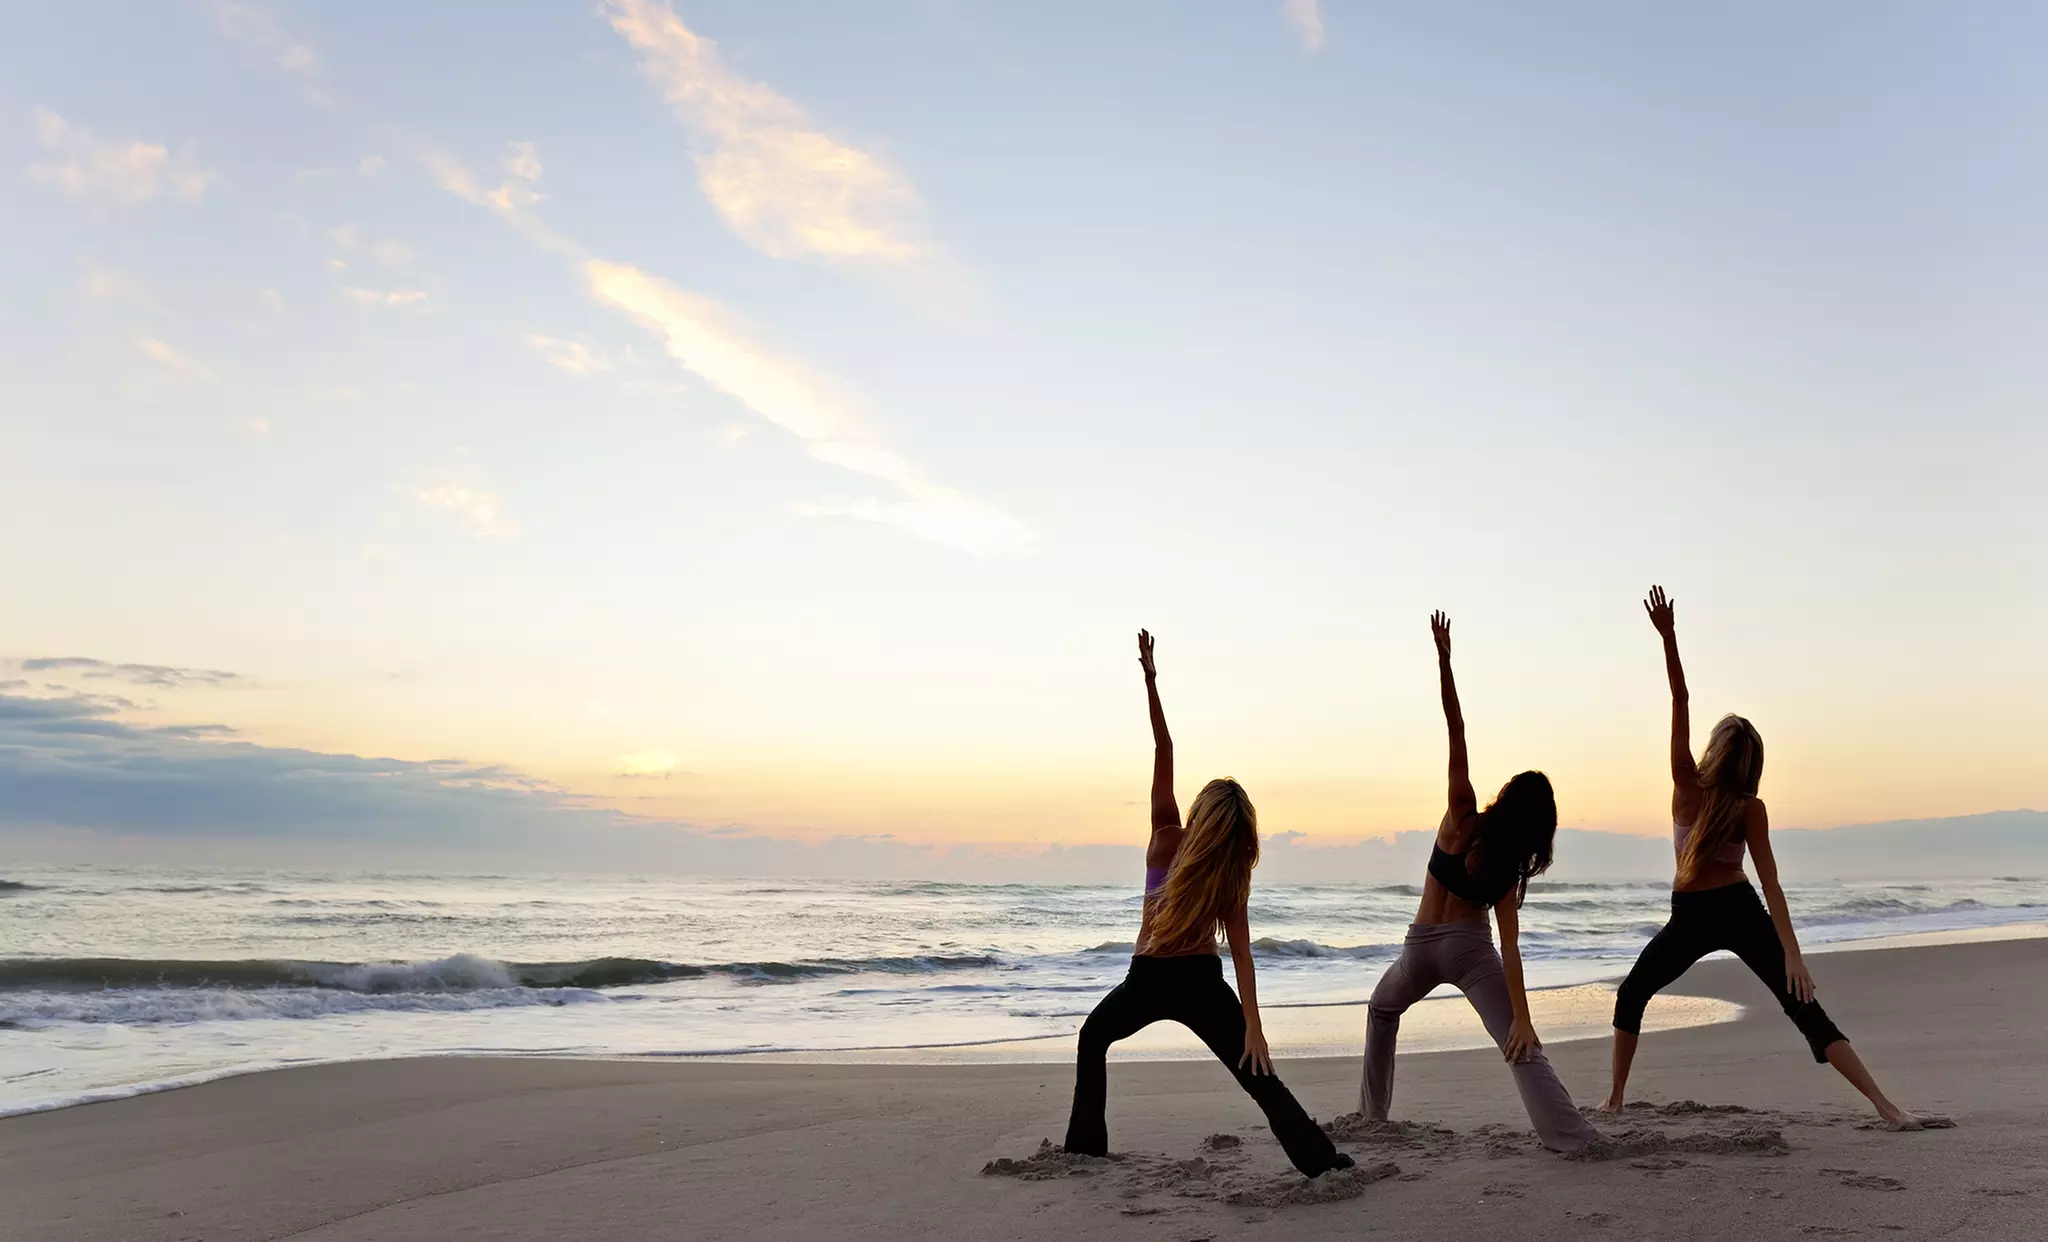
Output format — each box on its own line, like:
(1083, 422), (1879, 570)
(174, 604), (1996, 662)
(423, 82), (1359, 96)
(3, 936), (2044, 1239)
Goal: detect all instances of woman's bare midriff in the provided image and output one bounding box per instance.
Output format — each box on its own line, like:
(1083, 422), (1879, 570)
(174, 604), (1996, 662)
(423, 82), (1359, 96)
(1673, 862), (1750, 893)
(1413, 873), (1490, 928)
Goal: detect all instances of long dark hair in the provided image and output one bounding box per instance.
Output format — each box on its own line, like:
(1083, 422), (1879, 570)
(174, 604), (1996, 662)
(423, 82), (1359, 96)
(1474, 770), (1557, 908)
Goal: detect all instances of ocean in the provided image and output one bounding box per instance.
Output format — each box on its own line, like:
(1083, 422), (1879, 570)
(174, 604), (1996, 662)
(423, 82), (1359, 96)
(2, 864), (2043, 1118)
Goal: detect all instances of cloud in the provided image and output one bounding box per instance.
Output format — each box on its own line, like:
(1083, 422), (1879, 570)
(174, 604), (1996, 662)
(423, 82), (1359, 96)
(358, 154), (387, 177)
(416, 479), (516, 538)
(81, 260), (156, 311)
(1282, 0), (1326, 51)
(425, 146), (1026, 552)
(212, 0), (322, 79)
(505, 141), (542, 181)
(584, 259), (1035, 553)
(421, 149), (574, 254)
(133, 335), (212, 380)
(525, 334), (612, 374)
(6, 684), (2046, 880)
(0, 690), (608, 846)
(599, 0), (926, 264)
(26, 108), (213, 206)
(327, 225), (419, 270)
(19, 657), (243, 690)
(346, 287), (428, 308)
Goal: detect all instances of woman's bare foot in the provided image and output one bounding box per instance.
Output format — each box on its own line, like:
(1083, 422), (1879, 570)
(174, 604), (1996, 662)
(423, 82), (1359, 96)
(1595, 1096), (1627, 1115)
(1862, 1107), (1954, 1132)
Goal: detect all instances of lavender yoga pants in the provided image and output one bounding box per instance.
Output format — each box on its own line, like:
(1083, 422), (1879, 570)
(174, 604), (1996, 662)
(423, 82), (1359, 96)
(1360, 921), (1600, 1153)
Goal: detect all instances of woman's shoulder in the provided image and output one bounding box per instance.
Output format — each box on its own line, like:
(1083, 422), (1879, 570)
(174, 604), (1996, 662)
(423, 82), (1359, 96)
(1145, 824), (1184, 868)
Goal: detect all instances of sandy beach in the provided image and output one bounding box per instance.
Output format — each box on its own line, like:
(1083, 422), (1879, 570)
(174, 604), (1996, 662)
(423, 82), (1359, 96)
(4, 935), (2044, 1241)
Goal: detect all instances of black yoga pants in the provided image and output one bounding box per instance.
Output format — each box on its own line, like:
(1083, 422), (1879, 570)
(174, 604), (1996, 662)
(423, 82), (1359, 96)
(1064, 953), (1343, 1176)
(1613, 880), (1847, 1062)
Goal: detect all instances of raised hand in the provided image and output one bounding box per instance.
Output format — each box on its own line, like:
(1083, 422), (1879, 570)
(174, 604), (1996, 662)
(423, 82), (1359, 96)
(1138, 629), (1157, 680)
(1430, 611), (1452, 661)
(1643, 585), (1676, 636)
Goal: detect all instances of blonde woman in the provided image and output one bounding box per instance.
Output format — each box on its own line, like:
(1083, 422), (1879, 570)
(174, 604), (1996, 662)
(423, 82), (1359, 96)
(1601, 586), (1927, 1128)
(1062, 631), (1353, 1178)
(1359, 612), (1600, 1153)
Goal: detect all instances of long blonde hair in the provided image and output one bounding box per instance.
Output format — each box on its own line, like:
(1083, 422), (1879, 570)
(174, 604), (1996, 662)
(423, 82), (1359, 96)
(1678, 714), (1764, 884)
(1144, 778), (1260, 953)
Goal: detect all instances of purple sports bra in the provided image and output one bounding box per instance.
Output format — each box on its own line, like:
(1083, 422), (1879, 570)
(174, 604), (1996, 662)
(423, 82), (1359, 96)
(1144, 864), (1170, 896)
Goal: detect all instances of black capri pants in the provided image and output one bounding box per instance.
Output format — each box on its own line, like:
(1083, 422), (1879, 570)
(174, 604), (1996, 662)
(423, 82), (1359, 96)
(1613, 880), (1847, 1062)
(1064, 953), (1344, 1176)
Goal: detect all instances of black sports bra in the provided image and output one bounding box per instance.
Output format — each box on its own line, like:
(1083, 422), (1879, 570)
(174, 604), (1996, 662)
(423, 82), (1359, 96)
(1428, 841), (1514, 908)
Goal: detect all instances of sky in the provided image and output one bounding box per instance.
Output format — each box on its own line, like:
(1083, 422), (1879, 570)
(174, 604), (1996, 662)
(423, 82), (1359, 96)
(2, 1), (2043, 877)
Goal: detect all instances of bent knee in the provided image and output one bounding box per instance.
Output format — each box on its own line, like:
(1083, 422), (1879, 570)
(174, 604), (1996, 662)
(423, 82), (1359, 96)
(1611, 988), (1649, 1035)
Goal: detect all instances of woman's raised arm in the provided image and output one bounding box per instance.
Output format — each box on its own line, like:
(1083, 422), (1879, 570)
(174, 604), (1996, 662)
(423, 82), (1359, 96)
(1644, 586), (1697, 818)
(1433, 611), (1479, 846)
(1138, 631), (1181, 853)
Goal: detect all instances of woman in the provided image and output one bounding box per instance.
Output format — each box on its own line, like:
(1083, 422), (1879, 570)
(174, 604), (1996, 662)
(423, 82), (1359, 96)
(1359, 612), (1600, 1153)
(1600, 586), (1927, 1128)
(1063, 630), (1354, 1178)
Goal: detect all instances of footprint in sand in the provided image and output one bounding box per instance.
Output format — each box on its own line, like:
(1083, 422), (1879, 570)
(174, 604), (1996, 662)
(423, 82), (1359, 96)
(1799, 1227), (1859, 1237)
(1839, 1174), (1906, 1191)
(1480, 1182), (1526, 1198)
(1969, 1187), (2030, 1197)
(1631, 1156), (1690, 1171)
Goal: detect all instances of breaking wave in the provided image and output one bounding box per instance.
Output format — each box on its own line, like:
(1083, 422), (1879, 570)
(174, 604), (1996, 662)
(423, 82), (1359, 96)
(0, 951), (1002, 995)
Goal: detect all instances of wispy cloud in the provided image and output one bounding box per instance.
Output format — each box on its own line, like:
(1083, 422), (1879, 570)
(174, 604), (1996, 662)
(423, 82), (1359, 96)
(599, 0), (925, 265)
(345, 287), (428, 308)
(81, 260), (156, 311)
(417, 478), (516, 539)
(357, 154), (387, 177)
(19, 657), (244, 690)
(327, 224), (419, 270)
(428, 142), (1025, 552)
(421, 149), (574, 254)
(504, 141), (542, 182)
(212, 0), (322, 79)
(133, 335), (212, 380)
(526, 334), (612, 374)
(584, 260), (1035, 553)
(26, 108), (213, 206)
(1283, 0), (1326, 52)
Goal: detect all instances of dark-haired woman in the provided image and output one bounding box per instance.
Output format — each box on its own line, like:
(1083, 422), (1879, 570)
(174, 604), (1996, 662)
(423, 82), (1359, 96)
(1063, 631), (1354, 1177)
(1599, 587), (1930, 1128)
(1359, 612), (1600, 1153)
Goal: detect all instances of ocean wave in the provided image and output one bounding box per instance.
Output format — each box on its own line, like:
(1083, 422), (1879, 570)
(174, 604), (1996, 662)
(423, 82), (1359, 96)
(0, 880), (38, 894)
(1078, 938), (1397, 961)
(0, 985), (609, 1027)
(0, 951), (1003, 995)
(1803, 897), (1985, 925)
(1248, 937), (1397, 960)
